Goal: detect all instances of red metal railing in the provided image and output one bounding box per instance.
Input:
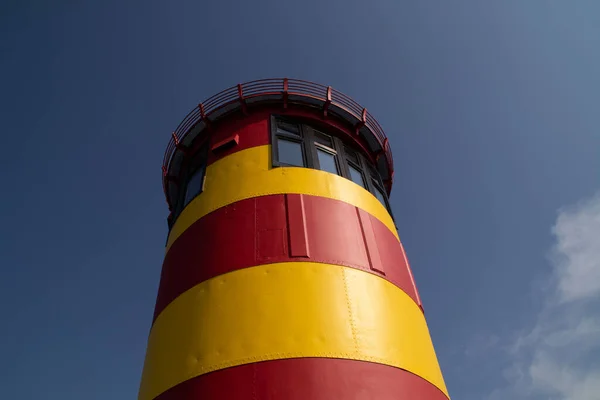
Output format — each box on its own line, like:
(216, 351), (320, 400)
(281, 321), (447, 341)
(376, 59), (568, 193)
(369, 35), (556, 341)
(163, 78), (394, 198)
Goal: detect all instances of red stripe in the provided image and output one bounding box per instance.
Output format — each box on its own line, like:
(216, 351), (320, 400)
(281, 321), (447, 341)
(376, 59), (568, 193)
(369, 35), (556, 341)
(155, 194), (420, 322)
(154, 358), (449, 400)
(206, 113), (270, 166)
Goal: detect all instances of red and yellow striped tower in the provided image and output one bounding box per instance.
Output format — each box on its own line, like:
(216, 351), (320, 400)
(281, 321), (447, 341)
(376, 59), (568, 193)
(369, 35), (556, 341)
(139, 79), (450, 400)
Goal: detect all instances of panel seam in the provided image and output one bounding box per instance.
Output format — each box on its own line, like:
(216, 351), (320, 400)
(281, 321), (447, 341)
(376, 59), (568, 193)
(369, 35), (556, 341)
(341, 268), (360, 355)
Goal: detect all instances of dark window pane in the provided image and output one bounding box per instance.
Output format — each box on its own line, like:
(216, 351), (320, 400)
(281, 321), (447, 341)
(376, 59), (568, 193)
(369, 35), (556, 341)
(314, 130), (333, 148)
(344, 146), (360, 165)
(368, 164), (379, 179)
(184, 166), (205, 205)
(277, 121), (300, 137)
(373, 183), (387, 207)
(316, 148), (339, 175)
(277, 138), (304, 166)
(348, 164), (366, 188)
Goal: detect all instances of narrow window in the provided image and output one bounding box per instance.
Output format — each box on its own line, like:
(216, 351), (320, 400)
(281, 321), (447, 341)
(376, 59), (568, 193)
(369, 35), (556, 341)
(184, 165), (206, 206)
(348, 163), (366, 188)
(344, 146), (366, 189)
(366, 162), (392, 214)
(372, 182), (387, 207)
(314, 130), (334, 148)
(344, 146), (360, 166)
(312, 130), (340, 175)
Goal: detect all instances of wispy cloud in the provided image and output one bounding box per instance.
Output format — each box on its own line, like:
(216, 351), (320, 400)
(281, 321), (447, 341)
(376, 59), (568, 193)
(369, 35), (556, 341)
(488, 192), (600, 400)
(552, 194), (600, 303)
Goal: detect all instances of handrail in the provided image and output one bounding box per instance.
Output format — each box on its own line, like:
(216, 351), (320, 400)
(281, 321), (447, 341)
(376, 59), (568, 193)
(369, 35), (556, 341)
(162, 78), (394, 203)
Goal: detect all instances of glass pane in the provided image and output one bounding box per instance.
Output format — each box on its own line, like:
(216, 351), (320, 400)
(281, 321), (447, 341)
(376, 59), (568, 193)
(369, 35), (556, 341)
(277, 138), (304, 166)
(184, 166), (205, 205)
(314, 131), (333, 148)
(373, 183), (387, 207)
(348, 164), (366, 188)
(368, 164), (379, 179)
(344, 146), (360, 165)
(277, 121), (300, 136)
(317, 148), (339, 175)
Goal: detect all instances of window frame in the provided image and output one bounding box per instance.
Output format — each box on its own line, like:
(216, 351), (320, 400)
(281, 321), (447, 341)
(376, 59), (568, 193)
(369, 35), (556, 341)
(308, 127), (342, 175)
(173, 142), (209, 217)
(366, 163), (395, 220)
(346, 159), (367, 190)
(183, 164), (207, 207)
(274, 137), (306, 168)
(271, 118), (307, 168)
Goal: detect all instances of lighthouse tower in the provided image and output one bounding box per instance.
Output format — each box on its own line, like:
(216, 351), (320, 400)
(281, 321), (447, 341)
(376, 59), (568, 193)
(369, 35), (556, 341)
(138, 79), (449, 400)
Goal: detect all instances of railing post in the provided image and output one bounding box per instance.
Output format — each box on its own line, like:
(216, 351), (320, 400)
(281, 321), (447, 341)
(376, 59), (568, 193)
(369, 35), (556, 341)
(199, 103), (212, 130)
(173, 131), (190, 156)
(238, 83), (248, 114)
(374, 138), (389, 161)
(199, 103), (207, 121)
(283, 78), (289, 109)
(323, 86), (332, 117)
(354, 107), (367, 135)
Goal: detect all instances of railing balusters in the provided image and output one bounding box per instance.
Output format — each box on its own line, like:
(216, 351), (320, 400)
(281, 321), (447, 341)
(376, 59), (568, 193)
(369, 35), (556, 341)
(162, 79), (394, 208)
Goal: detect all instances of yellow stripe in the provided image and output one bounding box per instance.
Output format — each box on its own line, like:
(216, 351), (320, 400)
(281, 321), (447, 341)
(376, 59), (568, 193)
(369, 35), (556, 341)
(166, 145), (397, 252)
(139, 263), (448, 400)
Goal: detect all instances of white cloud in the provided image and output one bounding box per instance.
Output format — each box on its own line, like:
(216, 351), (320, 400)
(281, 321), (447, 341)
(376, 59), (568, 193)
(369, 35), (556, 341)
(489, 192), (600, 400)
(552, 194), (600, 303)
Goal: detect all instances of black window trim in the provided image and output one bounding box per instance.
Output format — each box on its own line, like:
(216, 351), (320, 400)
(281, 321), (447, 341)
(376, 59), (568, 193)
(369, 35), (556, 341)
(168, 142), (209, 229)
(313, 143), (341, 176)
(346, 160), (367, 190)
(272, 118), (307, 168)
(310, 128), (342, 175)
(273, 136), (306, 168)
(183, 164), (206, 207)
(183, 143), (209, 203)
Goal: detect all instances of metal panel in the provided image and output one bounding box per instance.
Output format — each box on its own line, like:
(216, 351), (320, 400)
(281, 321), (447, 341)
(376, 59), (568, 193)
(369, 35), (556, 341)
(155, 194), (418, 322)
(154, 358), (449, 400)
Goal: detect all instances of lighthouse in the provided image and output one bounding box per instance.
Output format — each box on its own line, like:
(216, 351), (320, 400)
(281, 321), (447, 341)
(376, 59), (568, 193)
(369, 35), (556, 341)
(138, 79), (449, 400)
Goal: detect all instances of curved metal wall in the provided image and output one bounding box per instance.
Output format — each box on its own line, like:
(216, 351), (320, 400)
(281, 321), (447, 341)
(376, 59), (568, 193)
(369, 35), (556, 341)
(140, 112), (449, 400)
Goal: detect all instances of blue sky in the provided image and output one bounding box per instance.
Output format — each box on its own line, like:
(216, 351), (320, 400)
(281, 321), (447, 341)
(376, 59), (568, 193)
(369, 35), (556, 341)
(1, 1), (599, 399)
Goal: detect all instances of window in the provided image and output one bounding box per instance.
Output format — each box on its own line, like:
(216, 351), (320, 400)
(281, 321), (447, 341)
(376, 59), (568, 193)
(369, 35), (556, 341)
(316, 147), (339, 175)
(184, 165), (205, 206)
(179, 143), (209, 212)
(366, 163), (390, 209)
(277, 121), (301, 137)
(372, 182), (387, 206)
(314, 130), (334, 148)
(271, 116), (393, 218)
(348, 164), (366, 188)
(313, 131), (340, 175)
(344, 146), (366, 189)
(273, 120), (306, 168)
(277, 139), (304, 167)
(167, 144), (209, 233)
(344, 146), (360, 165)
